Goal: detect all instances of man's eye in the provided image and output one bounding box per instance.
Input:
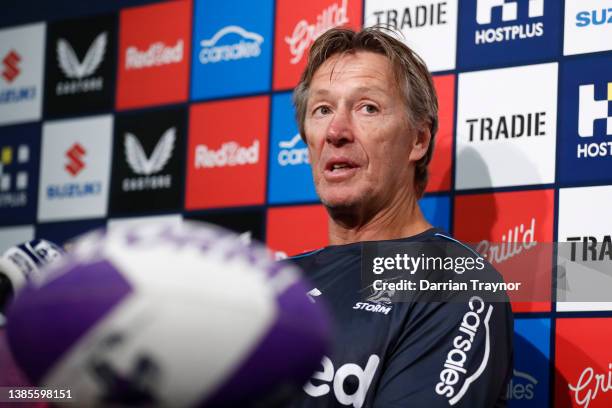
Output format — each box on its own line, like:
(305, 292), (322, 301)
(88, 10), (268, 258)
(315, 106), (332, 115)
(362, 104), (379, 114)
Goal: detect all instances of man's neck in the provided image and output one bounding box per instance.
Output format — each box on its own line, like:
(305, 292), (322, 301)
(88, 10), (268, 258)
(327, 193), (432, 245)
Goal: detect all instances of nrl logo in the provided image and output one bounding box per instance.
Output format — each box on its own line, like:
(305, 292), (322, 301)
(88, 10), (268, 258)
(122, 128), (175, 192)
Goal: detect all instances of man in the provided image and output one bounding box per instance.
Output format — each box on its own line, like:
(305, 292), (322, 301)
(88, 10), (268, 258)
(288, 27), (513, 407)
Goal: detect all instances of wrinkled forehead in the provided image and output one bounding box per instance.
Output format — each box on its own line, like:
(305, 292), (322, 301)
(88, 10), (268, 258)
(309, 51), (397, 91)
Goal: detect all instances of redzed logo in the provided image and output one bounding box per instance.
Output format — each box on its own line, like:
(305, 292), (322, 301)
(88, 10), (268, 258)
(116, 0), (191, 110)
(65, 143), (86, 177)
(186, 96), (269, 210)
(454, 189), (554, 312)
(2, 50), (21, 83)
(273, 0), (362, 90)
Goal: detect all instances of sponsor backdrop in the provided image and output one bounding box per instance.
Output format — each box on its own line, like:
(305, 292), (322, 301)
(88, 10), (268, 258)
(0, 0), (610, 406)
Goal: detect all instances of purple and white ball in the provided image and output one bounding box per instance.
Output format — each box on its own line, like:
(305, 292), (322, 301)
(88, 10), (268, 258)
(6, 222), (331, 407)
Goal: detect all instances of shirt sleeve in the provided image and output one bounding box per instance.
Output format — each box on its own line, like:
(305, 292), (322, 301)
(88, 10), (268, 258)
(372, 296), (513, 408)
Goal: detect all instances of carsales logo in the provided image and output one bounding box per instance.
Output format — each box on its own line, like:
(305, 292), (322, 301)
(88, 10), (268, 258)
(273, 0), (362, 90)
(186, 96), (268, 210)
(2, 50), (21, 83)
(64, 143), (86, 177)
(116, 0), (191, 110)
(278, 134), (309, 166)
(199, 26), (263, 64)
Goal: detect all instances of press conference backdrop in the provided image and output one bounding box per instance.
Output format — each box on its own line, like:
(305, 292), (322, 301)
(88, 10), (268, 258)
(0, 0), (610, 406)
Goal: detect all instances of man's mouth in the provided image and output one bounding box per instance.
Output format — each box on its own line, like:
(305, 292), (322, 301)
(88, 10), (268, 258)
(324, 159), (360, 181)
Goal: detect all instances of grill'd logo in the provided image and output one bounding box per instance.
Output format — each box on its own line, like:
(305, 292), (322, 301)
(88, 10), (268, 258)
(284, 0), (349, 64)
(64, 143), (86, 177)
(2, 50), (21, 83)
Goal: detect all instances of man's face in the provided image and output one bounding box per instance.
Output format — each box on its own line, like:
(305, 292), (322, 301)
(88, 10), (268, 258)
(304, 51), (418, 213)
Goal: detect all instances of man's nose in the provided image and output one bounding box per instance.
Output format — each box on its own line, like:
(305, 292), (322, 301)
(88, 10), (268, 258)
(326, 107), (354, 146)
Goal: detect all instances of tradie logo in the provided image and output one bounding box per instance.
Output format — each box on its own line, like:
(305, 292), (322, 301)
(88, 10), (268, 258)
(65, 143), (86, 177)
(125, 40), (183, 70)
(2, 50), (21, 83)
(568, 364), (612, 408)
(476, 0), (544, 24)
(125, 128), (175, 176)
(507, 369), (537, 400)
(199, 26), (263, 64)
(476, 218), (537, 265)
(578, 83), (612, 138)
(278, 134), (309, 166)
(285, 0), (349, 65)
(57, 32), (107, 79)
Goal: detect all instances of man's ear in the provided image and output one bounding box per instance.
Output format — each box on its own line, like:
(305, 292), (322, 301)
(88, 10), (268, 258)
(408, 126), (432, 163)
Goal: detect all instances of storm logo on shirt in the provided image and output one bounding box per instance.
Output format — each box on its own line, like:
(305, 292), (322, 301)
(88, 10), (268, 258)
(435, 296), (493, 405)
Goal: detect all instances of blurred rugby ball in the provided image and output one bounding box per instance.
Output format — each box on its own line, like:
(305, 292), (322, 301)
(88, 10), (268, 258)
(6, 222), (330, 407)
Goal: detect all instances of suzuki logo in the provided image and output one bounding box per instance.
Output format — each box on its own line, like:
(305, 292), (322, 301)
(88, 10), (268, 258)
(476, 0), (544, 24)
(65, 143), (86, 177)
(578, 83), (612, 137)
(2, 50), (21, 83)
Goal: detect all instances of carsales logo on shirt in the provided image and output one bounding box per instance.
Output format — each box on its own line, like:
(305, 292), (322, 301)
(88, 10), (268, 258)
(185, 96), (269, 210)
(273, 0), (362, 90)
(116, 0), (191, 110)
(454, 189), (554, 313)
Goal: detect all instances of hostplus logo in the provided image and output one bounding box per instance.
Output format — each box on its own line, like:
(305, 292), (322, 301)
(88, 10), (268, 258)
(0, 144), (29, 208)
(285, 0), (349, 65)
(122, 128), (175, 192)
(194, 140), (259, 169)
(125, 40), (183, 70)
(465, 112), (547, 142)
(199, 26), (263, 65)
(369, 2), (449, 30)
(47, 142), (101, 199)
(278, 134), (309, 166)
(2, 50), (20, 83)
(56, 32), (106, 95)
(575, 82), (612, 159)
(475, 0), (544, 44)
(575, 7), (612, 27)
(0, 49), (36, 105)
(507, 369), (537, 400)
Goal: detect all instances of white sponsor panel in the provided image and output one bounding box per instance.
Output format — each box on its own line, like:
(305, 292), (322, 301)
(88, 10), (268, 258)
(0, 225), (34, 253)
(364, 0), (458, 72)
(0, 23), (45, 126)
(456, 63), (557, 189)
(557, 185), (612, 311)
(38, 115), (113, 222)
(107, 214), (183, 232)
(564, 0), (612, 56)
